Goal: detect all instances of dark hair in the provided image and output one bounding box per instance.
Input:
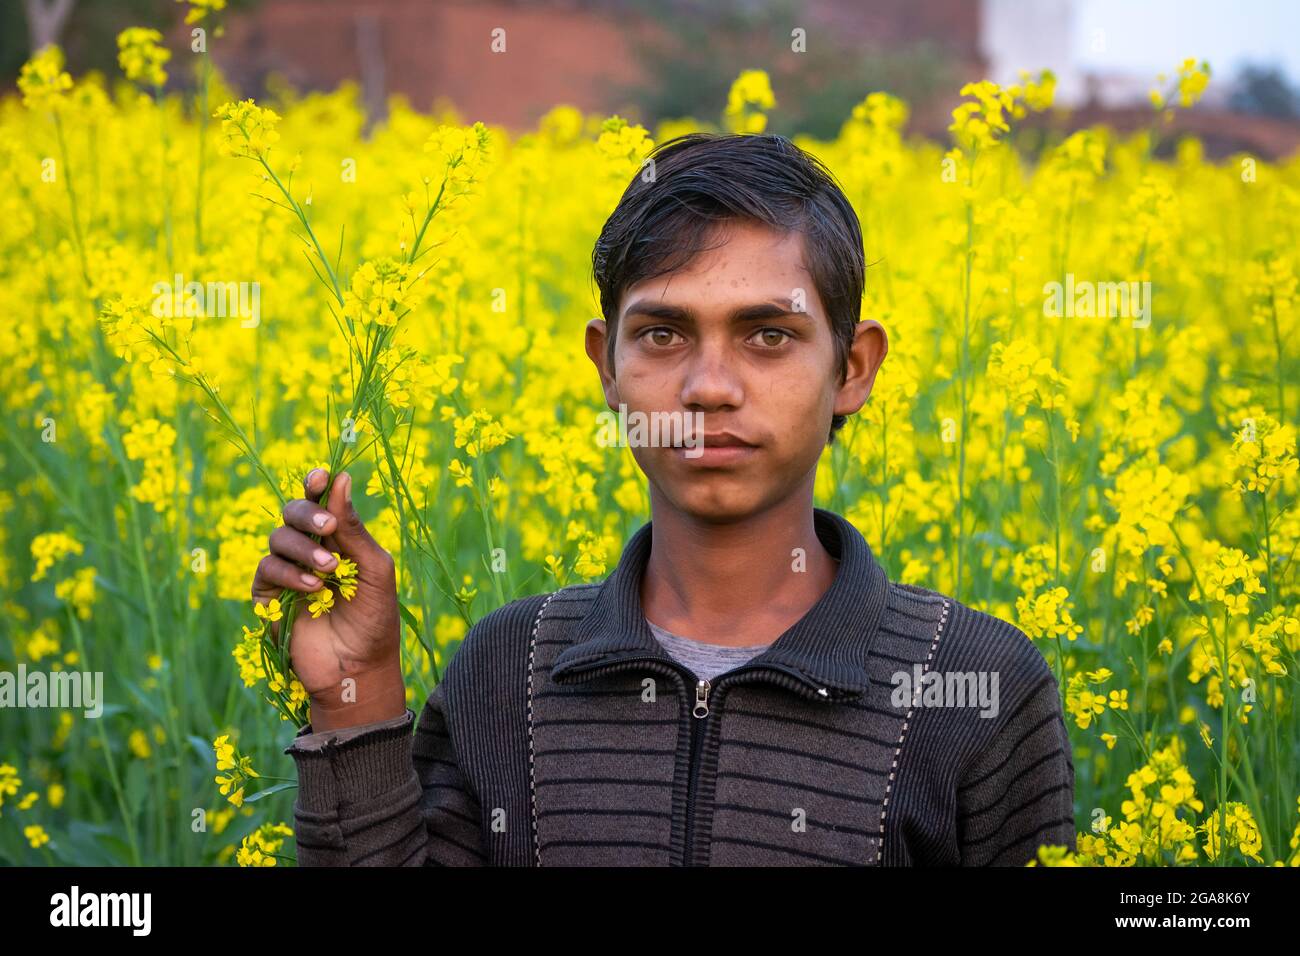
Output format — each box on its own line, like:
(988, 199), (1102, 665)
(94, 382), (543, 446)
(591, 132), (865, 443)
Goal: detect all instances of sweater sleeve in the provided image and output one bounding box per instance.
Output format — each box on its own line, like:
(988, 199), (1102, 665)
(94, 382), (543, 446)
(284, 678), (488, 866)
(955, 666), (1077, 866)
(290, 710), (412, 751)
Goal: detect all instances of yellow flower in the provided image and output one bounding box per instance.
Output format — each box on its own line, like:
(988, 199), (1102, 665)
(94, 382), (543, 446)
(1191, 542), (1266, 618)
(596, 115), (653, 170)
(213, 734), (235, 771)
(988, 338), (1074, 421)
(948, 73), (1053, 151)
(1200, 801), (1263, 863)
(331, 553), (359, 601)
(1227, 415), (1297, 497)
(213, 733), (259, 806)
(307, 587), (335, 618)
(342, 257), (422, 329)
(177, 0), (228, 28)
(1016, 586), (1084, 642)
(453, 410), (513, 458)
(128, 729), (152, 759)
(30, 532), (83, 582)
(1072, 690), (1106, 729)
(1027, 844), (1077, 866)
(213, 99), (281, 159)
(424, 121), (491, 190)
(724, 69), (776, 133)
(1176, 58), (1211, 108)
(235, 821), (293, 867)
(54, 567), (97, 620)
(574, 533), (608, 579)
(1019, 69), (1057, 111)
(24, 825), (50, 849)
(18, 46), (73, 112)
(116, 27), (170, 87)
(254, 599), (283, 623)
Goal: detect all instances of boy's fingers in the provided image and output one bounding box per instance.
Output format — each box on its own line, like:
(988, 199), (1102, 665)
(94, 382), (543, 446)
(252, 554), (325, 645)
(269, 526), (338, 574)
(254, 554), (323, 596)
(325, 472), (384, 561)
(303, 467), (329, 502)
(282, 498), (337, 536)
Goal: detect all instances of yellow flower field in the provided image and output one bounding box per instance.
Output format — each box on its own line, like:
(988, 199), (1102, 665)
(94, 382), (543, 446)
(1, 17), (1298, 866)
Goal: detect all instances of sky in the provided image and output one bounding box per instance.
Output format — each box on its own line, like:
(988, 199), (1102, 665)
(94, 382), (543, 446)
(1073, 0), (1300, 82)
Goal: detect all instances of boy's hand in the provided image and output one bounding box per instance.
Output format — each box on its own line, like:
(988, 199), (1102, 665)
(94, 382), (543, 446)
(251, 468), (406, 731)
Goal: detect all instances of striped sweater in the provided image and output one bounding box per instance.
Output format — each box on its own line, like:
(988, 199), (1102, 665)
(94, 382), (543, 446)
(284, 508), (1077, 866)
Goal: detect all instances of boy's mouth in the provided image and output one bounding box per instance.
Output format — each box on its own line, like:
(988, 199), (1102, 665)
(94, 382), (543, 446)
(673, 431), (759, 464)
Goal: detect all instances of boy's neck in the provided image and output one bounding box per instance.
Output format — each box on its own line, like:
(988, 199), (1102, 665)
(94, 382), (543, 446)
(639, 486), (839, 647)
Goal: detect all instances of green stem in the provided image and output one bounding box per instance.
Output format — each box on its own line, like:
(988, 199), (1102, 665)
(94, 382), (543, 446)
(67, 611), (142, 866)
(195, 52), (211, 255)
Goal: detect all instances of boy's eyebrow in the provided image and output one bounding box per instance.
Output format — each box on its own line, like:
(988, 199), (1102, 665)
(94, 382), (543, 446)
(621, 297), (806, 323)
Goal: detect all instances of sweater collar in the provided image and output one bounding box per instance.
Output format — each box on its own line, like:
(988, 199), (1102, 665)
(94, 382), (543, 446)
(549, 508), (891, 699)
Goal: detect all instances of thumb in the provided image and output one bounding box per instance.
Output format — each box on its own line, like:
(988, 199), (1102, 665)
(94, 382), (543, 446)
(324, 471), (384, 561)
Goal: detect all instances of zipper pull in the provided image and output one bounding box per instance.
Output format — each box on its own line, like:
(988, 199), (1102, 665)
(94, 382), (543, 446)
(693, 678), (711, 718)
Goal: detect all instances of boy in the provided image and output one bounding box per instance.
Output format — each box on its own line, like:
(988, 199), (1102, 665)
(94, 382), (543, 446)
(253, 132), (1076, 866)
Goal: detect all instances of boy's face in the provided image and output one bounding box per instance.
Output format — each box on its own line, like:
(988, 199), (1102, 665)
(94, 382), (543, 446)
(586, 219), (886, 524)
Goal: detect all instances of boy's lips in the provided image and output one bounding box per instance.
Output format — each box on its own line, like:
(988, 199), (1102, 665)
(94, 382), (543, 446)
(696, 432), (756, 447)
(673, 432), (759, 464)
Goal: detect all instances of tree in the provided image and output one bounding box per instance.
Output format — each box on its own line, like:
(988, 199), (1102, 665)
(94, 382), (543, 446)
(1229, 64), (1299, 119)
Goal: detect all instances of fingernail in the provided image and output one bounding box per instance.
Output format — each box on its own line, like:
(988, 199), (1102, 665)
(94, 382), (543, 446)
(313, 548), (334, 569)
(308, 468), (323, 484)
(301, 573), (321, 588)
(343, 472), (352, 505)
(313, 513), (329, 529)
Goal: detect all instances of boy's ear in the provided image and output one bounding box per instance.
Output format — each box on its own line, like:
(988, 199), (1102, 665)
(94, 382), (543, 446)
(585, 318), (621, 411)
(832, 318), (888, 418)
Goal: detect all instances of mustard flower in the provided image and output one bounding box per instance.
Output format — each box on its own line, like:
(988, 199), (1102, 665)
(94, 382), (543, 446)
(213, 99), (281, 159)
(116, 27), (171, 88)
(17, 46), (73, 112)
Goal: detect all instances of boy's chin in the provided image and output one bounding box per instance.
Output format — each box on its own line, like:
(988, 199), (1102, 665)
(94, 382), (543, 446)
(655, 480), (780, 525)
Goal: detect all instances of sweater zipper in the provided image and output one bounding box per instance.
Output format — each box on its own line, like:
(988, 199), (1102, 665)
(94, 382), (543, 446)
(553, 656), (856, 865)
(682, 677), (710, 866)
(553, 655), (704, 865)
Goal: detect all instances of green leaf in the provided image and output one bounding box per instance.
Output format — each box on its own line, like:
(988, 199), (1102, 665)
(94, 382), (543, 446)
(65, 821), (127, 866)
(243, 781), (297, 803)
(119, 678), (165, 724)
(124, 760), (148, 818)
(397, 598), (422, 637)
(188, 734), (215, 766)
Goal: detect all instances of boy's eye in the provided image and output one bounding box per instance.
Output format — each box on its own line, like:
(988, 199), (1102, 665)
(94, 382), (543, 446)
(641, 327), (682, 347)
(750, 327), (791, 348)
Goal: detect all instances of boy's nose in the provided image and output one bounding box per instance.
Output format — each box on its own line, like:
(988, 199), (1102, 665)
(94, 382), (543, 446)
(679, 349), (744, 410)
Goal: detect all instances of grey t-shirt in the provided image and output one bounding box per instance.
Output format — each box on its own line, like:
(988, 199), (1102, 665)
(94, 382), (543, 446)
(646, 618), (771, 682)
(292, 616), (772, 750)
